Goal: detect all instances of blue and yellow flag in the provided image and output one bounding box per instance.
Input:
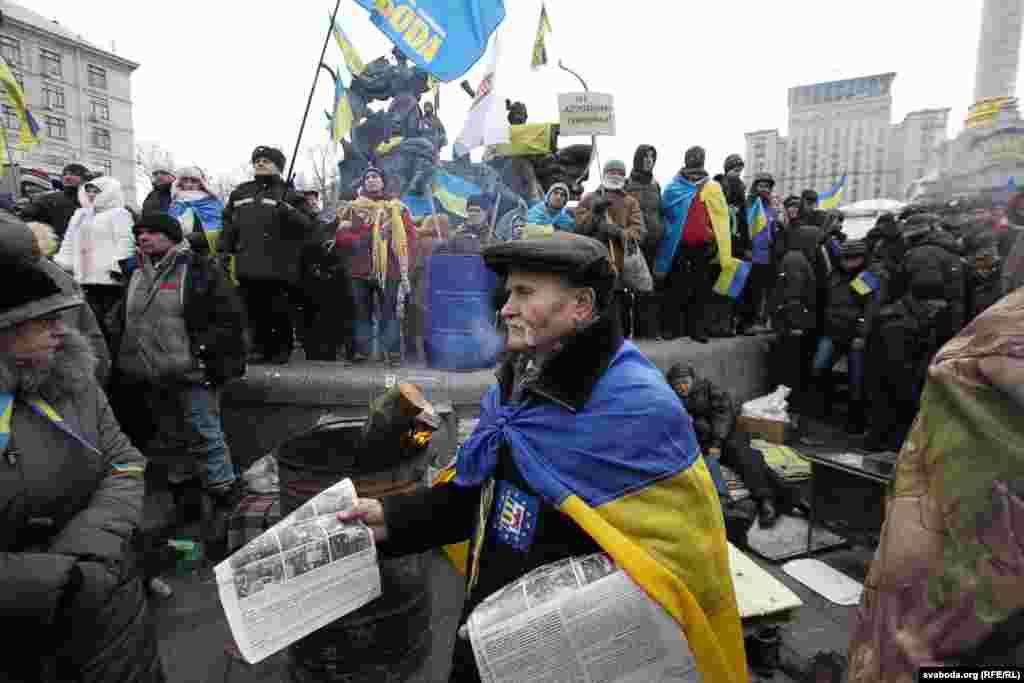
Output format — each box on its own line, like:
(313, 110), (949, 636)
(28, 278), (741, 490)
(446, 341), (748, 683)
(531, 3), (552, 70)
(329, 70), (355, 142)
(433, 170), (481, 217)
(818, 174), (847, 210)
(657, 176), (749, 298)
(851, 269), (881, 296)
(351, 0), (506, 82)
(330, 18), (366, 77)
(747, 197), (772, 252)
(0, 58), (40, 150)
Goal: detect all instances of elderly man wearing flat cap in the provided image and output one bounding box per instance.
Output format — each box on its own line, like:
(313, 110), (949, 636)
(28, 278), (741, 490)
(339, 232), (747, 683)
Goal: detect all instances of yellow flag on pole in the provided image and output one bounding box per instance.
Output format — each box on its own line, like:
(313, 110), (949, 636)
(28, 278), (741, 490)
(531, 3), (552, 71)
(0, 58), (40, 150)
(330, 18), (366, 77)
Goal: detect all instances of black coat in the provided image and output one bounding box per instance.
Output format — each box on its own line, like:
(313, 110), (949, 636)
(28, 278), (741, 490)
(18, 189), (80, 239)
(823, 268), (879, 344)
(899, 232), (966, 330)
(683, 378), (736, 451)
(140, 186), (172, 215)
(218, 176), (314, 284)
(772, 249), (817, 333)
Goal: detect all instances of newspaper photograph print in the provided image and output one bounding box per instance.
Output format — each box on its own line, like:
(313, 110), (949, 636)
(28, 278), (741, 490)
(215, 478), (382, 664)
(467, 554), (702, 683)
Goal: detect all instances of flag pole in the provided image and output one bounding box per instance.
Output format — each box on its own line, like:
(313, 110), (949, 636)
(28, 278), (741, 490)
(557, 60), (599, 189)
(287, 0), (343, 184)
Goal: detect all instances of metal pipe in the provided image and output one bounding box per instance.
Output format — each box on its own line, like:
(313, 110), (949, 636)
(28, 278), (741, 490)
(558, 60), (599, 190)
(286, 0), (343, 183)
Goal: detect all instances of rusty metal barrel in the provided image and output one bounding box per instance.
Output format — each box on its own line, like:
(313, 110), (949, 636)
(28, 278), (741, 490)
(276, 417), (433, 683)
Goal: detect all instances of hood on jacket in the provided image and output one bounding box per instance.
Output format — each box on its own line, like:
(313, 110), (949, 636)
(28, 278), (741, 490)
(545, 182), (571, 206)
(631, 145), (657, 174)
(172, 166), (216, 200)
(78, 176), (126, 213)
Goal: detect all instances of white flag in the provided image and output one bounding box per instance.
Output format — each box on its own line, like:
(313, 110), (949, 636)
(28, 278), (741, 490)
(454, 31), (509, 156)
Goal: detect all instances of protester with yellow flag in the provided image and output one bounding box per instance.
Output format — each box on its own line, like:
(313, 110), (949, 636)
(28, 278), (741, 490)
(339, 232), (747, 683)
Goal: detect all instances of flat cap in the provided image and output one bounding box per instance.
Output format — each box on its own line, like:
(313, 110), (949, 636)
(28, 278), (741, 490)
(483, 232), (614, 288)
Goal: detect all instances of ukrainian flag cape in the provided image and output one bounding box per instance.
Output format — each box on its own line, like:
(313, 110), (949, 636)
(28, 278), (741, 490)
(655, 175), (750, 299)
(169, 194), (225, 254)
(451, 341), (748, 683)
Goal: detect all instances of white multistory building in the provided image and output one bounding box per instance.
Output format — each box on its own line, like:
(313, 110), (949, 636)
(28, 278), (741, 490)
(744, 73), (951, 204)
(0, 1), (138, 203)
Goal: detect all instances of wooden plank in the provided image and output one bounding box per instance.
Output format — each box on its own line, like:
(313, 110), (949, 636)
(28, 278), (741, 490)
(729, 542), (804, 619)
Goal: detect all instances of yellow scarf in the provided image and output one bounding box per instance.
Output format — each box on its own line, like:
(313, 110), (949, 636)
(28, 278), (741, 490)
(349, 197), (409, 287)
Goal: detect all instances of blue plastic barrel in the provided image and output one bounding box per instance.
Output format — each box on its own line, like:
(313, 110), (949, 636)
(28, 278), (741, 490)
(425, 252), (502, 370)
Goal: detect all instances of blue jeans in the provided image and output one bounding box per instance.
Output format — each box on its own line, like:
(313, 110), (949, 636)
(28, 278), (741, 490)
(185, 384), (235, 488)
(351, 279), (401, 356)
(812, 336), (865, 399)
(143, 382), (236, 489)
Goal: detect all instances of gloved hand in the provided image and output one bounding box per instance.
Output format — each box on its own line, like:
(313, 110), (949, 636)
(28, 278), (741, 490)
(851, 337), (866, 351)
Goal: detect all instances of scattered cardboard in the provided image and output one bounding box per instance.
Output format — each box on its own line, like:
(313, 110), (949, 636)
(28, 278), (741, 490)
(782, 558), (864, 606)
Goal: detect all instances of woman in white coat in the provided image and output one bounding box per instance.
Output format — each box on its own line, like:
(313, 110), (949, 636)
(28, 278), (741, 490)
(55, 176), (135, 337)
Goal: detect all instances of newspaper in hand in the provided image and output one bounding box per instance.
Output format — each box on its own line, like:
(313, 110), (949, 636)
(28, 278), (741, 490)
(215, 478), (381, 664)
(467, 554), (702, 683)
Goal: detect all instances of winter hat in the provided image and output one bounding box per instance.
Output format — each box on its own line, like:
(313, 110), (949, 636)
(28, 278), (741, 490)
(362, 166), (385, 186)
(251, 146), (286, 172)
(684, 146), (706, 171)
(62, 163), (89, 178)
(801, 189), (819, 203)
(839, 239), (868, 257)
(134, 212), (184, 243)
(724, 154), (745, 174)
(602, 159), (627, 176)
(0, 217), (81, 330)
(752, 172), (775, 189)
(666, 363), (696, 386)
(783, 195), (802, 209)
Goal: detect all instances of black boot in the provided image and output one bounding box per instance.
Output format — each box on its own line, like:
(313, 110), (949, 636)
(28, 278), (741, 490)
(758, 498), (779, 528)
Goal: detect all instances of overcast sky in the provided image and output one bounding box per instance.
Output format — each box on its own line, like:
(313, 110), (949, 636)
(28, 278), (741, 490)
(20, 0), (1022, 194)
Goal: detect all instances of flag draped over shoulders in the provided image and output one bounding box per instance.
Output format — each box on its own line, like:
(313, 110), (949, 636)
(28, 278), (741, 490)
(455, 341), (748, 683)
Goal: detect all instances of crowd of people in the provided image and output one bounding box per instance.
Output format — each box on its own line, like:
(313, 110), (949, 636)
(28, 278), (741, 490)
(4, 138), (1024, 680)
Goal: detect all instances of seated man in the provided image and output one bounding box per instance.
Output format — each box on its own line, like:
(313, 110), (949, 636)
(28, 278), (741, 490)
(525, 182), (576, 233)
(667, 363), (803, 528)
(341, 232), (746, 682)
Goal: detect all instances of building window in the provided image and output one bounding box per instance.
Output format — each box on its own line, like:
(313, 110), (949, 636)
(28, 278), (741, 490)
(87, 64), (107, 89)
(40, 48), (62, 77)
(0, 35), (21, 65)
(42, 84), (65, 111)
(45, 115), (66, 140)
(1, 104), (17, 130)
(90, 98), (109, 121)
(94, 158), (112, 176)
(91, 127), (111, 150)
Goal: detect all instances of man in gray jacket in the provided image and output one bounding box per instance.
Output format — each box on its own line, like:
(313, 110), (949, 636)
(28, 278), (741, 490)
(0, 224), (163, 681)
(112, 213), (246, 506)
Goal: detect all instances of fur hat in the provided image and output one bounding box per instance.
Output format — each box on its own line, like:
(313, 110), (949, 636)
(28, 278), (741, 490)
(251, 146), (286, 172)
(0, 218), (81, 329)
(62, 163), (89, 178)
(134, 212), (184, 243)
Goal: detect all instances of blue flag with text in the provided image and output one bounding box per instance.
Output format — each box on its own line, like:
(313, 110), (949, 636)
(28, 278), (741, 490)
(351, 0), (506, 82)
